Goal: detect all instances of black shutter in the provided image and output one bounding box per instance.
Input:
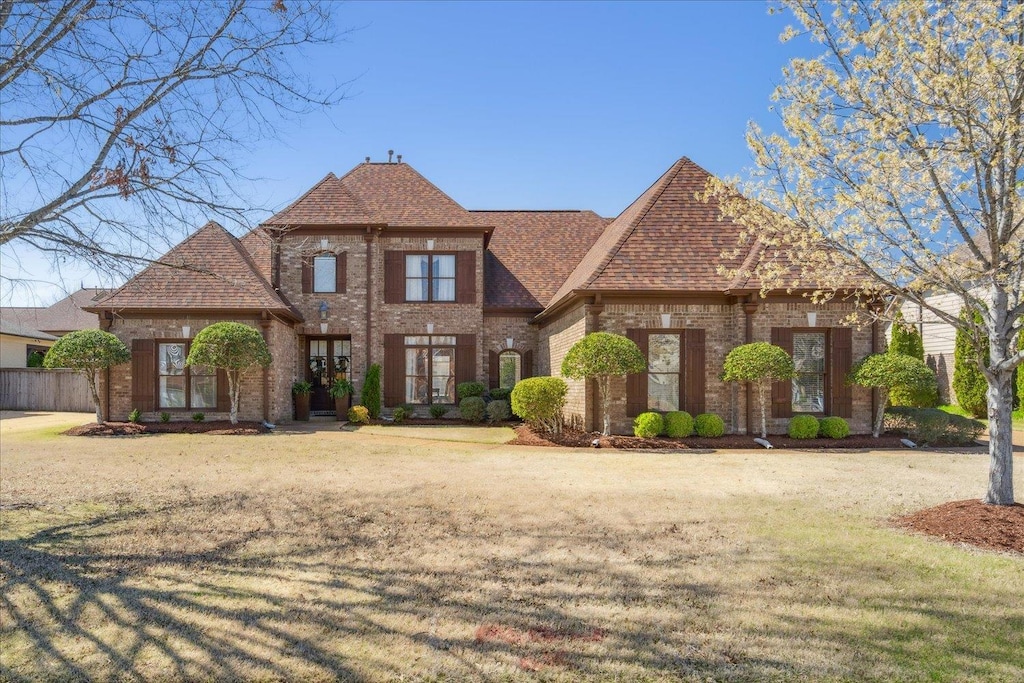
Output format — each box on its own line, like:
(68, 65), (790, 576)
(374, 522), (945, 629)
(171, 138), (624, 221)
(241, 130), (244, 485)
(455, 334), (476, 386)
(625, 329), (648, 417)
(335, 252), (347, 294)
(522, 350), (533, 379)
(771, 327), (794, 418)
(131, 339), (155, 412)
(683, 328), (706, 415)
(384, 251), (404, 303)
(456, 251), (476, 304)
(383, 334), (404, 406)
(830, 327), (853, 418)
(488, 350), (500, 389)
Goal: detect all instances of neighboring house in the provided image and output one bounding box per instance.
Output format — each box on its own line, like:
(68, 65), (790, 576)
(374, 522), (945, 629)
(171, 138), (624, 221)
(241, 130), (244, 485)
(86, 156), (880, 433)
(1, 288), (105, 336)
(0, 321), (56, 368)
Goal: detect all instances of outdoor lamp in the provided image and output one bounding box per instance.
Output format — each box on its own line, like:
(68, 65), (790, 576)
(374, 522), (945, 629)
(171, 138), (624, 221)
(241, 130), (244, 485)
(807, 311), (818, 327)
(661, 313), (672, 329)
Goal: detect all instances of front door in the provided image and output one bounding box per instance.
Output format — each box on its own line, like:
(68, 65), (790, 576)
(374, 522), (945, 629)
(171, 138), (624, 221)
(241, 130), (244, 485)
(307, 337), (352, 415)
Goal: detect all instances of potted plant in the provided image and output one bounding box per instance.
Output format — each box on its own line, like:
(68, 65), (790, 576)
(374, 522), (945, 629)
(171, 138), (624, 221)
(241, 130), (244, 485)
(292, 380), (312, 421)
(329, 378), (355, 421)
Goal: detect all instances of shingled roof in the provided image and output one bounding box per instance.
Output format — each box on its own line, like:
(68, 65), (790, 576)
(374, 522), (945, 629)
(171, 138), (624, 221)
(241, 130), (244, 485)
(1, 288), (104, 335)
(547, 158), (758, 310)
(265, 162), (487, 228)
(474, 210), (610, 309)
(87, 221), (299, 319)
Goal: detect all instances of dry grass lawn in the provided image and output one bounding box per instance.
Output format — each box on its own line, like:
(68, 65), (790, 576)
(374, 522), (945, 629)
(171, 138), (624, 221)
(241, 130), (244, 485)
(1, 411), (1022, 682)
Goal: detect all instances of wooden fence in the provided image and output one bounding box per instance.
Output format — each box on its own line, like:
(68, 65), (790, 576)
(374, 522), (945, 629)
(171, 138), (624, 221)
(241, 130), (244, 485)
(0, 368), (93, 412)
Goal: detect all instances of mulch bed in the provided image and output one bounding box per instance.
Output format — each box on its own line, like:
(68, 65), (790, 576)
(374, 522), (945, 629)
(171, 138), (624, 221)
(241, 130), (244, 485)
(894, 499), (1024, 554)
(64, 421), (268, 436)
(509, 425), (911, 450)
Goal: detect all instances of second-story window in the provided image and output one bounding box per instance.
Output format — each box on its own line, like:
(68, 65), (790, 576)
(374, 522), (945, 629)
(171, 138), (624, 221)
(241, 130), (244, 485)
(406, 254), (455, 302)
(313, 255), (336, 293)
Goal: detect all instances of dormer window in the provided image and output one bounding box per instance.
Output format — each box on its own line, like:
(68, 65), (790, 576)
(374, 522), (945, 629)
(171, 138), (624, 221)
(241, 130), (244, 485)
(405, 254), (455, 302)
(313, 255), (336, 293)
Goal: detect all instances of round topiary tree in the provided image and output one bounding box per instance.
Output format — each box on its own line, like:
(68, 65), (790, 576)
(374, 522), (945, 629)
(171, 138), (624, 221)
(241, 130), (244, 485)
(185, 322), (271, 424)
(510, 376), (568, 434)
(561, 332), (646, 436)
(43, 329), (130, 423)
(849, 353), (937, 437)
(888, 311), (938, 407)
(953, 308), (989, 418)
(721, 342), (796, 438)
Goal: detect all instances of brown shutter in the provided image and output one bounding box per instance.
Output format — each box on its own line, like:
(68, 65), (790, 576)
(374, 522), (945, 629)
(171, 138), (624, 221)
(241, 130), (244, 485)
(771, 327), (794, 418)
(830, 327), (854, 418)
(683, 328), (706, 415)
(384, 251), (404, 303)
(216, 369), (230, 412)
(301, 255), (312, 294)
(131, 339), (155, 412)
(455, 334), (476, 386)
(456, 251), (476, 304)
(522, 349), (533, 379)
(383, 334), (404, 406)
(625, 329), (648, 417)
(335, 252), (347, 294)
(488, 350), (500, 389)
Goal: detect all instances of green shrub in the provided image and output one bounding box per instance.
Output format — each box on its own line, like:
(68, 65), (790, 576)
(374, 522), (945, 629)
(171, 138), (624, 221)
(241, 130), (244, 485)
(486, 399), (511, 423)
(510, 377), (568, 434)
(429, 404), (449, 419)
(489, 387), (513, 402)
(721, 342), (796, 438)
(192, 412), (205, 422)
(460, 396), (486, 423)
(818, 416), (850, 439)
(347, 405), (370, 424)
(953, 308), (988, 417)
(694, 413), (725, 438)
(291, 380), (312, 395)
(849, 353), (938, 436)
(160, 412), (171, 423)
(128, 408), (142, 424)
(945, 413), (985, 445)
(27, 351), (45, 368)
(561, 331), (647, 436)
(885, 407), (962, 444)
(663, 411), (694, 438)
(788, 414), (820, 439)
(457, 381), (486, 401)
(43, 329), (131, 423)
(633, 412), (664, 438)
(186, 322), (272, 425)
(392, 406), (411, 424)
(329, 378), (355, 399)
(361, 364), (382, 418)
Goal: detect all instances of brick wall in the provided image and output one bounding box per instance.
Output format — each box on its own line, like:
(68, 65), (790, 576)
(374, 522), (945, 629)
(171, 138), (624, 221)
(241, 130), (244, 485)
(482, 315), (538, 382)
(537, 304), (590, 429)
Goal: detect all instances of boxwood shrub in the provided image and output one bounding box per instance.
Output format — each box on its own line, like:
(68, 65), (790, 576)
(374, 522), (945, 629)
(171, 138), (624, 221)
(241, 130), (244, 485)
(663, 411), (694, 438)
(489, 387), (513, 402)
(694, 413), (725, 437)
(510, 377), (567, 433)
(457, 381), (486, 401)
(633, 412), (664, 438)
(886, 407), (983, 445)
(818, 416), (850, 439)
(460, 396), (487, 423)
(429, 404), (449, 419)
(486, 399), (511, 423)
(788, 414), (820, 439)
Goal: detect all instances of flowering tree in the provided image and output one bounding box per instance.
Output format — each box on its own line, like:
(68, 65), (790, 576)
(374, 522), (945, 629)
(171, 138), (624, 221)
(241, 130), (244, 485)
(186, 322), (271, 424)
(561, 332), (646, 436)
(707, 2), (1024, 504)
(722, 342), (795, 439)
(43, 329), (130, 423)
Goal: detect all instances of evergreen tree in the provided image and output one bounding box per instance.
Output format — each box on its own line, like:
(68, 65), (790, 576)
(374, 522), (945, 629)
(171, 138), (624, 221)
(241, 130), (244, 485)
(888, 311), (937, 407)
(953, 308), (989, 418)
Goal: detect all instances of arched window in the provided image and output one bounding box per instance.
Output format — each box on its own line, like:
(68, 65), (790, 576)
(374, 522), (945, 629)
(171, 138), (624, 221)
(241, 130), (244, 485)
(498, 350), (521, 389)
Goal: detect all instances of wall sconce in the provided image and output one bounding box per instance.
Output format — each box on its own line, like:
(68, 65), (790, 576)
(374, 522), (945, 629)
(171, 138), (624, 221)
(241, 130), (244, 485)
(661, 313), (672, 329)
(319, 301), (329, 320)
(426, 322), (434, 335)
(320, 238), (329, 250)
(506, 337), (514, 349)
(807, 311), (817, 327)
(181, 324), (191, 338)
(426, 239), (435, 251)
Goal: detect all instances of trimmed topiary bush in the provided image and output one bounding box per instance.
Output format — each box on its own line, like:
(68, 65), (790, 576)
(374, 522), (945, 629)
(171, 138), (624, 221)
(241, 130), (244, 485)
(43, 329), (131, 423)
(460, 396), (486, 423)
(510, 376), (568, 434)
(186, 322), (272, 425)
(721, 342), (795, 438)
(347, 405), (370, 424)
(819, 416), (851, 439)
(561, 332), (646, 436)
(633, 412), (664, 438)
(457, 381), (486, 401)
(663, 411), (694, 438)
(888, 311), (938, 407)
(953, 308), (988, 418)
(489, 387), (513, 402)
(788, 414), (820, 439)
(429, 404), (449, 419)
(849, 353), (937, 437)
(694, 413), (725, 438)
(486, 399), (511, 423)
(361, 364), (382, 418)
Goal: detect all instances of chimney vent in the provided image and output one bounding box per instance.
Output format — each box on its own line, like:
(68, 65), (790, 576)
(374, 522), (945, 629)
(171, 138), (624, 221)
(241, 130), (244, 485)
(365, 156), (370, 163)
(396, 154), (402, 164)
(387, 149), (394, 163)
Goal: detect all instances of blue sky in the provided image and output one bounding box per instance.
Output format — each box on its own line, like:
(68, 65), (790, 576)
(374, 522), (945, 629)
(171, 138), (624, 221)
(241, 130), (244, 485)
(3, 0), (811, 305)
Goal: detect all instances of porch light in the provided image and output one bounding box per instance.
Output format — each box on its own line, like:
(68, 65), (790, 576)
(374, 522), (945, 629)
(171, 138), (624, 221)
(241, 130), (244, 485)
(506, 337), (514, 349)
(319, 301), (329, 320)
(661, 313), (672, 329)
(426, 322), (434, 334)
(320, 238), (329, 250)
(181, 324), (191, 338)
(807, 311), (818, 327)
(427, 239), (435, 250)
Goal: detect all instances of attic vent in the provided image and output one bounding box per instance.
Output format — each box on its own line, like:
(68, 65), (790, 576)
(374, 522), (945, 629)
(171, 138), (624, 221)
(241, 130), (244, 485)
(387, 149), (394, 163)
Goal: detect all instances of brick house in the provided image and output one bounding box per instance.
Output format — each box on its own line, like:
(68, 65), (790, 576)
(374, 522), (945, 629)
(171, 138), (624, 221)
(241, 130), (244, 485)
(87, 156), (880, 433)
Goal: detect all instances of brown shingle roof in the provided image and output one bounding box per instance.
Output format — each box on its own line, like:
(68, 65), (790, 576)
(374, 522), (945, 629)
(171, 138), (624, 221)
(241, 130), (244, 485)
(88, 221), (299, 318)
(264, 162), (487, 228)
(474, 210), (609, 309)
(239, 227), (274, 282)
(548, 158), (759, 308)
(0, 288), (105, 335)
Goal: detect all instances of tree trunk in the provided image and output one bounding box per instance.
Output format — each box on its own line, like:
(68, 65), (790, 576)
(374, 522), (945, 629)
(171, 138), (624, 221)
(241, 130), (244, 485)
(757, 380), (768, 439)
(88, 368), (103, 423)
(599, 376), (611, 436)
(873, 388), (887, 438)
(228, 371), (238, 425)
(982, 287), (1016, 505)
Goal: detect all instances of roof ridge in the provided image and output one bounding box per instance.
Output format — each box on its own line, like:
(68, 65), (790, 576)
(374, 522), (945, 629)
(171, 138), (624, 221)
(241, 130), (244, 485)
(578, 158), (687, 291)
(471, 209), (588, 214)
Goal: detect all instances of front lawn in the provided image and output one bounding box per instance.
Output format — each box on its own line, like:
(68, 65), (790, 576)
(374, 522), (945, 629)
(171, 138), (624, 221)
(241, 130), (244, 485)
(938, 404), (1024, 430)
(1, 412), (1022, 681)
